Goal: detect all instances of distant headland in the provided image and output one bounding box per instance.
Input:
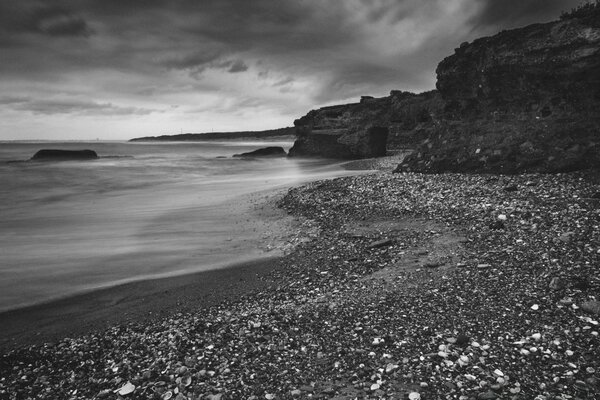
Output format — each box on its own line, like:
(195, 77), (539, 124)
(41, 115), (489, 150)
(129, 127), (295, 142)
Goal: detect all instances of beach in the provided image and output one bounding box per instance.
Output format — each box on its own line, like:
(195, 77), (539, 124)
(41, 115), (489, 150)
(1, 167), (598, 399)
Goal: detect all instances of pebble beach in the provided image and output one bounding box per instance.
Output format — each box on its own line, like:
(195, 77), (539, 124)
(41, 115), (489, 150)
(1, 168), (600, 400)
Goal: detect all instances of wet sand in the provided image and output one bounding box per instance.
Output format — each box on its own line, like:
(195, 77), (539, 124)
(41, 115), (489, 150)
(0, 256), (281, 352)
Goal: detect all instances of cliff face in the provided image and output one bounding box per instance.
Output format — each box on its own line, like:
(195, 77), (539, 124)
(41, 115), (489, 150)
(397, 14), (600, 173)
(292, 12), (600, 172)
(288, 91), (443, 158)
(288, 96), (390, 159)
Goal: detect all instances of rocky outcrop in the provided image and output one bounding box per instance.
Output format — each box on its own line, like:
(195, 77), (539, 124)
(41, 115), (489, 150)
(288, 97), (390, 159)
(288, 90), (443, 159)
(291, 11), (600, 172)
(233, 146), (286, 158)
(396, 12), (600, 173)
(31, 149), (98, 161)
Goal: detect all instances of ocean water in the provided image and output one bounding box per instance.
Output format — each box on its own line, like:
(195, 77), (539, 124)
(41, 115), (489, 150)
(0, 141), (361, 312)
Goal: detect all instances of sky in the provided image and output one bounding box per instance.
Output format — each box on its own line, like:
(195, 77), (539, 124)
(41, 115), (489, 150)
(0, 0), (572, 140)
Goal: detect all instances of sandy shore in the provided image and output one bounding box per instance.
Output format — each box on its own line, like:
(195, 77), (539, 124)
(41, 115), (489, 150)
(1, 169), (599, 399)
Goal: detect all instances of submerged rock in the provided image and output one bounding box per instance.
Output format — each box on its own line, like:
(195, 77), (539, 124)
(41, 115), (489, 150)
(31, 149), (98, 161)
(232, 146), (286, 158)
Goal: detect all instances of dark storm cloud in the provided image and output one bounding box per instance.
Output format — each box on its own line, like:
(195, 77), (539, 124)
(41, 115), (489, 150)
(470, 0), (573, 31)
(0, 0), (572, 137)
(31, 6), (92, 36)
(226, 60), (248, 73)
(0, 2), (92, 38)
(4, 97), (158, 116)
(162, 51), (223, 71)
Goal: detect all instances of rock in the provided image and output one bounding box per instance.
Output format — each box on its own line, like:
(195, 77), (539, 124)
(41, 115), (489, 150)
(115, 382), (135, 396)
(455, 334), (470, 347)
(549, 277), (565, 290)
(395, 11), (600, 173)
(423, 261), (444, 268)
(287, 90), (444, 159)
(489, 221), (505, 230)
(368, 238), (394, 248)
(232, 147), (286, 158)
(559, 232), (575, 243)
(477, 390), (498, 399)
(581, 301), (600, 315)
(31, 149), (98, 161)
(288, 99), (389, 159)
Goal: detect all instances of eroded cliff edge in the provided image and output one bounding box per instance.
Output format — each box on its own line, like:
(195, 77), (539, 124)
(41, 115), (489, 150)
(290, 11), (600, 173)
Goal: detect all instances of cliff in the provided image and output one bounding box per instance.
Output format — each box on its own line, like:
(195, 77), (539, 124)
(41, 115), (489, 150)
(291, 11), (600, 172)
(288, 91), (443, 159)
(397, 12), (600, 173)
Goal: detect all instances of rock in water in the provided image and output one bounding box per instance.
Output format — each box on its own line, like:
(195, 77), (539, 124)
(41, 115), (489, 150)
(31, 149), (98, 161)
(232, 147), (286, 158)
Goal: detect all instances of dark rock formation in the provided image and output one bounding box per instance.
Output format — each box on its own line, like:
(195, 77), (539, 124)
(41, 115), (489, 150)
(291, 11), (600, 172)
(396, 12), (600, 173)
(288, 91), (443, 159)
(288, 98), (389, 159)
(232, 146), (286, 158)
(31, 149), (98, 161)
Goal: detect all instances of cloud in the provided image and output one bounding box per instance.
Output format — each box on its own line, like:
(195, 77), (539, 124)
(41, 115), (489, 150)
(0, 0), (570, 139)
(0, 3), (92, 38)
(469, 0), (568, 31)
(226, 59), (248, 73)
(162, 51), (223, 70)
(4, 97), (158, 116)
(32, 6), (92, 37)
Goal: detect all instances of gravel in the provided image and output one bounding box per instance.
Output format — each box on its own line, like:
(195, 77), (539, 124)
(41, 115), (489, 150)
(1, 170), (599, 399)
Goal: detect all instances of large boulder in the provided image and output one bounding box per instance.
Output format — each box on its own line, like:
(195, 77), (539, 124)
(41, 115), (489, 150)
(232, 146), (286, 158)
(31, 149), (98, 161)
(396, 11), (600, 173)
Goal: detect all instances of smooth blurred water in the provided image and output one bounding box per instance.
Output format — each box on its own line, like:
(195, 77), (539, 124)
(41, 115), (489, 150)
(0, 141), (361, 312)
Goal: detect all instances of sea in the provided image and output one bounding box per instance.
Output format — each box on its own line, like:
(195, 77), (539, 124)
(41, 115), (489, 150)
(0, 140), (362, 312)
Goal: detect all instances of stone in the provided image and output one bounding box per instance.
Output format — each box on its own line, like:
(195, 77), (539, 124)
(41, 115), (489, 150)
(232, 146), (286, 158)
(455, 334), (470, 347)
(581, 301), (600, 315)
(368, 239), (394, 248)
(477, 390), (498, 399)
(549, 277), (565, 290)
(489, 221), (505, 230)
(31, 149), (98, 161)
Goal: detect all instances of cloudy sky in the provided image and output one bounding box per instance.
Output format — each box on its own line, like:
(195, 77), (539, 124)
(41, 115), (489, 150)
(0, 0), (570, 140)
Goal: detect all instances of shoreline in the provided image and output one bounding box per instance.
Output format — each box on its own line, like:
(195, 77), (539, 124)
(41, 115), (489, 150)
(0, 256), (282, 352)
(0, 178), (327, 352)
